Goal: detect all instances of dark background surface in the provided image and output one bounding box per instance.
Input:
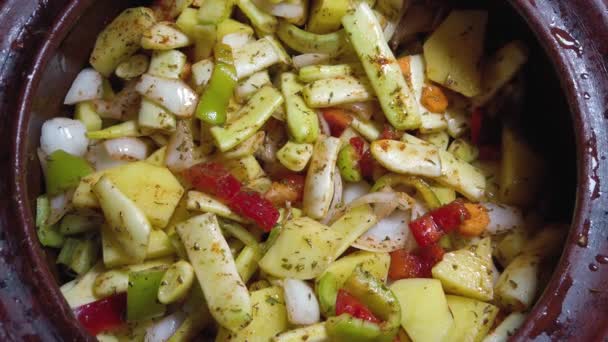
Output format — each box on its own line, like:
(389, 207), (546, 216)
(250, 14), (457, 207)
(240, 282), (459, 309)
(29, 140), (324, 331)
(0, 0), (607, 340)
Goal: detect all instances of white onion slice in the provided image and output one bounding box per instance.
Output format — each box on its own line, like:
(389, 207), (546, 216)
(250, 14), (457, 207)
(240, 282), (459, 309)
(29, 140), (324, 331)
(222, 33), (253, 49)
(47, 190), (74, 226)
(86, 143), (128, 172)
(293, 53), (330, 69)
(483, 202), (525, 235)
(165, 120), (195, 172)
(343, 182), (371, 205)
(337, 101), (378, 121)
(136, 74), (198, 117)
(353, 209), (413, 252)
(96, 80), (141, 120)
(317, 111), (331, 136)
(144, 311), (186, 342)
(63, 68), (103, 105)
(103, 137), (148, 161)
(283, 279), (320, 326)
(40, 118), (89, 157)
(322, 167), (343, 225)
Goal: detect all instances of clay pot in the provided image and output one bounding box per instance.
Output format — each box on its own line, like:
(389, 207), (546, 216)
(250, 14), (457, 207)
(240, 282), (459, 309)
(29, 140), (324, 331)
(0, 0), (606, 340)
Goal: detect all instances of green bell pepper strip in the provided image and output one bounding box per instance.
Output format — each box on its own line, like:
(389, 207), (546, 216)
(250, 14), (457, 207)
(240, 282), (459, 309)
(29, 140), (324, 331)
(326, 266), (401, 342)
(317, 272), (339, 317)
(196, 44), (237, 125)
(58, 236), (98, 274)
(35, 195), (65, 248)
(127, 266), (168, 321)
(326, 314), (383, 342)
(371, 174), (441, 209)
(337, 144), (363, 182)
(45, 150), (93, 195)
(276, 20), (348, 56)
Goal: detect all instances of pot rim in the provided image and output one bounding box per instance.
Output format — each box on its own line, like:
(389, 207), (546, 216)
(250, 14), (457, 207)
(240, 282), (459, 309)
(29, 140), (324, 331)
(2, 0), (608, 340)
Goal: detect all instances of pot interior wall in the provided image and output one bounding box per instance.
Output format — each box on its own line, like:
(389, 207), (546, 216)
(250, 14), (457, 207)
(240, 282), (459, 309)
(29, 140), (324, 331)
(24, 0), (576, 322)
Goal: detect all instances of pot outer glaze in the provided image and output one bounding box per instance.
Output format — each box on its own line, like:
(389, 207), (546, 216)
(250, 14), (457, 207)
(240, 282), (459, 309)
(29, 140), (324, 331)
(0, 0), (607, 340)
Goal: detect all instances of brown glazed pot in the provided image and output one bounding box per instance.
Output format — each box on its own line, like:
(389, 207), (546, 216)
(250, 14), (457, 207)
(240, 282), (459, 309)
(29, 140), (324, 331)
(0, 0), (607, 340)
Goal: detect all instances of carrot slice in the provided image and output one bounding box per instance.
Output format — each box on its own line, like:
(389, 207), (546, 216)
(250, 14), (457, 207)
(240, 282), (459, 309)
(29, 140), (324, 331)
(421, 84), (449, 113)
(459, 203), (490, 236)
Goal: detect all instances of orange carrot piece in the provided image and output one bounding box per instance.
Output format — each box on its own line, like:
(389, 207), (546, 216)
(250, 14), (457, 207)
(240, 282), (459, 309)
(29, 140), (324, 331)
(421, 84), (449, 113)
(459, 203), (490, 236)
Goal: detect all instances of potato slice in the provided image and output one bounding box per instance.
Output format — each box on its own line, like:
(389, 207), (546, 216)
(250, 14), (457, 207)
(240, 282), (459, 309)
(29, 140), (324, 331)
(390, 278), (454, 342)
(259, 217), (340, 279)
(423, 10), (487, 97)
(432, 237), (494, 301)
(444, 295), (499, 342)
(73, 161), (184, 228)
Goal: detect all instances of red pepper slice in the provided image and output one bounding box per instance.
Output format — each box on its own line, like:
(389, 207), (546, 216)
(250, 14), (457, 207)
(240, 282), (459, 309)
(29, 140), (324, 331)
(322, 108), (353, 137)
(429, 199), (470, 232)
(409, 215), (444, 247)
(358, 149), (375, 181)
(230, 190), (280, 232)
(335, 289), (381, 324)
(349, 137), (366, 157)
(470, 108), (483, 146)
(73, 293), (126, 336)
(183, 162), (241, 201)
(281, 174), (305, 198)
(185, 162), (280, 231)
(389, 244), (445, 280)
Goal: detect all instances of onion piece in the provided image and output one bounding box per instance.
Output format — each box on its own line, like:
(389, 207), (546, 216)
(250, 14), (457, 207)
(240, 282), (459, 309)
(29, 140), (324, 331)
(136, 73), (198, 117)
(103, 137), (149, 161)
(63, 68), (103, 105)
(343, 181), (372, 205)
(222, 33), (254, 49)
(317, 111), (331, 136)
(483, 202), (525, 235)
(337, 101), (378, 121)
(86, 143), (128, 172)
(322, 167), (343, 225)
(292, 53), (330, 69)
(283, 279), (320, 326)
(353, 209), (412, 252)
(40, 118), (89, 157)
(144, 311), (186, 342)
(96, 80), (141, 120)
(268, 3), (304, 19)
(47, 190), (74, 226)
(165, 120), (195, 172)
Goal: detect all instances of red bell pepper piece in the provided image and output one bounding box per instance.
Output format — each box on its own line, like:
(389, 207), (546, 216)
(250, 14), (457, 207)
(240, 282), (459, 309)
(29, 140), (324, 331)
(429, 199), (470, 232)
(349, 137), (366, 157)
(389, 244), (445, 280)
(322, 108), (353, 137)
(281, 174), (305, 199)
(183, 162), (241, 201)
(335, 289), (381, 324)
(73, 293), (126, 336)
(358, 149), (375, 180)
(185, 162), (280, 231)
(230, 190), (280, 232)
(409, 215), (444, 247)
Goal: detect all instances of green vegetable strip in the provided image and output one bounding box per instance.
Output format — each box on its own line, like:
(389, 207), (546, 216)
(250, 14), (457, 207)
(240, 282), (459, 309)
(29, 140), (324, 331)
(197, 0), (233, 24)
(281, 73), (320, 143)
(342, 2), (420, 130)
(196, 44), (237, 125)
(344, 266), (401, 342)
(219, 219), (259, 247)
(302, 76), (374, 108)
(317, 272), (339, 317)
(235, 0), (278, 34)
(298, 63), (364, 83)
(127, 266), (168, 321)
(45, 150), (93, 195)
(235, 245), (262, 283)
(277, 20), (348, 56)
(326, 314), (383, 341)
(210, 86), (284, 151)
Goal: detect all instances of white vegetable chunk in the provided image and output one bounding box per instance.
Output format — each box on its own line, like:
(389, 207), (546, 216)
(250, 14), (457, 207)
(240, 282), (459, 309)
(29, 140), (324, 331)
(371, 139), (442, 178)
(283, 279), (321, 325)
(135, 74), (198, 117)
(64, 68), (103, 105)
(40, 118), (89, 157)
(303, 135), (342, 220)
